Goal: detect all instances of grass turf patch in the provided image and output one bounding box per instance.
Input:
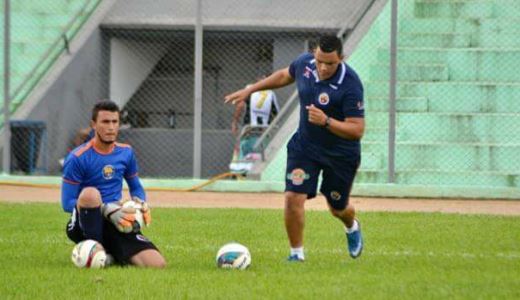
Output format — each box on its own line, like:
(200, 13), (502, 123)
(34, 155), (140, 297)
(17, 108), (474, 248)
(0, 202), (519, 299)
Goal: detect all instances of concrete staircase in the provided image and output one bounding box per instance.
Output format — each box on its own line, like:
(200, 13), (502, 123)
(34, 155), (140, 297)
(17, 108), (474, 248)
(354, 0), (520, 188)
(0, 0), (100, 121)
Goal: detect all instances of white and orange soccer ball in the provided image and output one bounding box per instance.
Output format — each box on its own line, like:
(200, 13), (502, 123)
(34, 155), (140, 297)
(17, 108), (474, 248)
(216, 242), (251, 270)
(71, 239), (108, 268)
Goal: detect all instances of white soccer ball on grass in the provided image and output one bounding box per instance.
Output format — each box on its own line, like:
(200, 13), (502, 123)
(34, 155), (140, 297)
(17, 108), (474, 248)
(71, 239), (108, 268)
(216, 242), (251, 270)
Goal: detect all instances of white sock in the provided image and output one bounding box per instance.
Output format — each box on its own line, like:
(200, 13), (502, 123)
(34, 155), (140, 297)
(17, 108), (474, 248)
(345, 220), (359, 234)
(290, 247), (304, 259)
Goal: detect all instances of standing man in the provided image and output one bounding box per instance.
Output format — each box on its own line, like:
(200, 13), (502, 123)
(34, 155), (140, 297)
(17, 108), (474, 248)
(230, 77), (280, 173)
(225, 35), (364, 261)
(61, 101), (166, 268)
(231, 77), (280, 136)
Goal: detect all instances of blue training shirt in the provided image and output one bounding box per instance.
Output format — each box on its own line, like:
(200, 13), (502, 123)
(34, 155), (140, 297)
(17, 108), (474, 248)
(288, 52), (364, 157)
(61, 139), (145, 213)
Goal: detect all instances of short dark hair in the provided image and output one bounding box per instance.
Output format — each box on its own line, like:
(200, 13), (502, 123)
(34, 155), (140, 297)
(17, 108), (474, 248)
(91, 100), (120, 121)
(318, 35), (343, 56)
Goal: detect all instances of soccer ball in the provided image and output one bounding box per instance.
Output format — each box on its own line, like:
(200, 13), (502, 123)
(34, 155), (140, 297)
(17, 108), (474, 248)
(216, 242), (251, 270)
(122, 200), (144, 232)
(71, 239), (108, 268)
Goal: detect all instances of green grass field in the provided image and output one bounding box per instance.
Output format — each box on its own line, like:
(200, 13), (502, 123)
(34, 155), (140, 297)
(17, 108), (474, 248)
(1, 202), (519, 299)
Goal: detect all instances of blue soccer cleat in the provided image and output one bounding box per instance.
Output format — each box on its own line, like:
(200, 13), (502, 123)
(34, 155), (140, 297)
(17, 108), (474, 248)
(346, 220), (363, 258)
(287, 254), (305, 262)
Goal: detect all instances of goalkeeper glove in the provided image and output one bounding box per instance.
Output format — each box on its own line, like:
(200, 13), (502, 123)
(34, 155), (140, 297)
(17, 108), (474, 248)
(101, 200), (136, 233)
(132, 196), (151, 226)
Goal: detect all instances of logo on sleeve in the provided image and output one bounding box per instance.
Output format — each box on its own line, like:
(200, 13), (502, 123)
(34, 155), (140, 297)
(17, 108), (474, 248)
(287, 168), (310, 186)
(318, 93), (330, 105)
(357, 101), (364, 110)
(102, 165), (115, 180)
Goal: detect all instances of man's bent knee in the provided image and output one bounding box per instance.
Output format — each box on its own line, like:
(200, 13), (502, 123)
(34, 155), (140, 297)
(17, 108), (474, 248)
(131, 249), (167, 268)
(329, 207), (342, 218)
(329, 204), (355, 219)
(77, 187), (102, 208)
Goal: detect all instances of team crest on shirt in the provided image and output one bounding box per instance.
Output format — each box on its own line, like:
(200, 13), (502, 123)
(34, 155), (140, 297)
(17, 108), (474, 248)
(303, 66), (312, 79)
(318, 92), (330, 105)
(330, 191), (342, 201)
(102, 165), (115, 180)
(287, 168), (310, 186)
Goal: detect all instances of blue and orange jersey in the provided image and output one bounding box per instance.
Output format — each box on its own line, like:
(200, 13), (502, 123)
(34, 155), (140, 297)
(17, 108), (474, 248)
(61, 139), (145, 212)
(288, 52), (364, 157)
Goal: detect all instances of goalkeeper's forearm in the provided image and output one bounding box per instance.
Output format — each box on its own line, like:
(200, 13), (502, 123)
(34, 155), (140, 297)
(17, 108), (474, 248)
(61, 180), (80, 213)
(126, 175), (146, 201)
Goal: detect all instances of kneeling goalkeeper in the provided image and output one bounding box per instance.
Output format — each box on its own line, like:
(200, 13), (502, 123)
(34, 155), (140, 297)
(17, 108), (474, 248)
(61, 101), (166, 268)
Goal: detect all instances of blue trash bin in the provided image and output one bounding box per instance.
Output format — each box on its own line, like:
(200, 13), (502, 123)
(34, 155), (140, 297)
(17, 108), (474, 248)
(10, 120), (46, 174)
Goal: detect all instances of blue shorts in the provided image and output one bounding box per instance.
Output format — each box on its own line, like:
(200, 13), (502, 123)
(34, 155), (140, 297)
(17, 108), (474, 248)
(285, 147), (360, 210)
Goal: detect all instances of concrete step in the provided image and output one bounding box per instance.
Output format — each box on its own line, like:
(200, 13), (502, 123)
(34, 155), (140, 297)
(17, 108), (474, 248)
(356, 168), (520, 187)
(369, 63), (449, 81)
(364, 112), (520, 144)
(479, 18), (520, 34)
(41, 13), (78, 28)
(11, 0), (86, 14)
(398, 32), (474, 48)
(0, 34), (57, 45)
(363, 141), (520, 172)
(6, 42), (55, 57)
(0, 0), (98, 122)
(359, 151), (385, 170)
(1, 57), (42, 75)
(491, 1), (520, 18)
(412, 0), (520, 19)
(414, 0), (497, 19)
(376, 47), (520, 82)
(362, 126), (394, 143)
(366, 96), (429, 112)
(399, 18), (476, 34)
(0, 11), (76, 28)
(400, 17), (520, 34)
(477, 33), (520, 48)
(365, 81), (520, 113)
(377, 47), (520, 64)
(0, 74), (25, 96)
(397, 30), (520, 49)
(12, 27), (66, 42)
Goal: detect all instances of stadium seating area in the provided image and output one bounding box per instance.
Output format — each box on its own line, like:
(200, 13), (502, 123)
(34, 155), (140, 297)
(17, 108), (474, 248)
(352, 0), (520, 187)
(2, 0), (519, 191)
(0, 0), (99, 123)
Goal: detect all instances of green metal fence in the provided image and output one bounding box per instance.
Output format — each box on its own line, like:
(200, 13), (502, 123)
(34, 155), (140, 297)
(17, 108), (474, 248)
(261, 0), (520, 196)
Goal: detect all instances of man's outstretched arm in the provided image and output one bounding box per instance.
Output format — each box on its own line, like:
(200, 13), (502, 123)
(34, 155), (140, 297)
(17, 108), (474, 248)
(224, 68), (294, 105)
